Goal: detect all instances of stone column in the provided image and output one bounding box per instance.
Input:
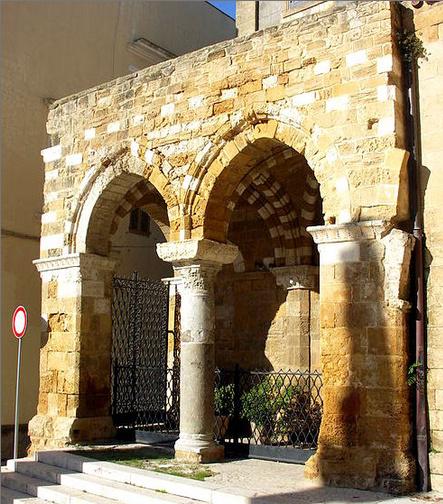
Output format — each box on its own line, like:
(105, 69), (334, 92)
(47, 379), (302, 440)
(157, 239), (238, 463)
(28, 253), (116, 452)
(304, 221), (416, 493)
(271, 265), (319, 370)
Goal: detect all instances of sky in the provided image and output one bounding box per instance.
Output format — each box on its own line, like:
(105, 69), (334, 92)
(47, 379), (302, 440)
(208, 0), (236, 20)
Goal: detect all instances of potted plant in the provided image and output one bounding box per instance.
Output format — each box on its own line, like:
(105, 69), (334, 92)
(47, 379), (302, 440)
(214, 383), (234, 439)
(240, 377), (276, 444)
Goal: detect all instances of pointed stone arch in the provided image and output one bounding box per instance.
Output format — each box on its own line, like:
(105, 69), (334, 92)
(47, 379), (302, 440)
(69, 148), (179, 255)
(181, 114), (341, 242)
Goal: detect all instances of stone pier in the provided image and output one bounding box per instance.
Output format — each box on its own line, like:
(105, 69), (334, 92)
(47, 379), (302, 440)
(29, 253), (116, 451)
(305, 221), (415, 493)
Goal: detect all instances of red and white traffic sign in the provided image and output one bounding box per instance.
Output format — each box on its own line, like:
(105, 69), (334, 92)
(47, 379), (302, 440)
(12, 306), (27, 339)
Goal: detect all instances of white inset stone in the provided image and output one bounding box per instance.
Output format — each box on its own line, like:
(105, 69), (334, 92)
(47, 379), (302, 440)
(377, 84), (396, 102)
(132, 114), (144, 126)
(107, 121), (120, 133)
(326, 147), (338, 164)
(58, 281), (80, 299)
(64, 221), (73, 233)
(41, 145), (62, 163)
(97, 96), (111, 108)
(314, 60), (331, 75)
(377, 54), (393, 74)
(338, 209), (352, 223)
(45, 170), (58, 181)
(40, 234), (64, 250)
(221, 88), (238, 99)
(188, 96), (204, 109)
(346, 50), (367, 67)
(65, 153), (82, 166)
(318, 241), (360, 265)
(377, 116), (395, 136)
(335, 176), (349, 194)
(326, 95), (349, 112)
(161, 103), (175, 116)
(182, 175), (199, 191)
(262, 75), (278, 89)
(292, 91), (316, 106)
(41, 212), (56, 224)
(84, 128), (96, 140)
(131, 140), (139, 157)
(144, 149), (155, 164)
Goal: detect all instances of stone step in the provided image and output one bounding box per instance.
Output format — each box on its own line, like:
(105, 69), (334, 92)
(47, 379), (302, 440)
(34, 452), (214, 503)
(1, 472), (118, 504)
(7, 460), (72, 485)
(6, 460), (205, 504)
(1, 485), (49, 503)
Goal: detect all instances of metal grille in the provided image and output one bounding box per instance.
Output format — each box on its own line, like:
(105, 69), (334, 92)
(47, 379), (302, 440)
(214, 367), (323, 461)
(111, 272), (179, 433)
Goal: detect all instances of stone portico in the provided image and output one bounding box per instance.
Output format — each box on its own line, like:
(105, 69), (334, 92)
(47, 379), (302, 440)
(31, 1), (416, 493)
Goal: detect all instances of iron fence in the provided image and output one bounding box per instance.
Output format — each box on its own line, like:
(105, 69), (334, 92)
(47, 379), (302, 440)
(214, 367), (323, 457)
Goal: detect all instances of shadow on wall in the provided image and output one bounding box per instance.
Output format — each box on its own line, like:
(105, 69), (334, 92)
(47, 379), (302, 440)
(307, 237), (416, 493)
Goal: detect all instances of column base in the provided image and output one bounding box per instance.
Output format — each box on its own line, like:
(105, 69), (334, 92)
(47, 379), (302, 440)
(28, 415), (115, 454)
(174, 437), (224, 463)
(305, 447), (415, 494)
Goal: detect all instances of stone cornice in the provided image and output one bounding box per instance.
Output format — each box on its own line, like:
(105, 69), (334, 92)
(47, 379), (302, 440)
(33, 253), (116, 273)
(307, 220), (392, 245)
(157, 239), (239, 266)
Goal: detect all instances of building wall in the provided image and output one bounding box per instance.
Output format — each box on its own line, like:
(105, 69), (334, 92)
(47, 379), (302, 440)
(29, 2), (421, 490)
(411, 2), (443, 492)
(0, 0), (235, 457)
(110, 214), (173, 280)
(236, 1), (346, 36)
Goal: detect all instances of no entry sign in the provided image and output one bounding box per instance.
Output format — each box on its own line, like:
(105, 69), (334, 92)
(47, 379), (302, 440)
(12, 305), (27, 338)
(12, 305), (27, 459)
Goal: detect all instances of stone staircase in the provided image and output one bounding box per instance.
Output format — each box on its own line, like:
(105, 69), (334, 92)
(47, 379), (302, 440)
(1, 451), (254, 504)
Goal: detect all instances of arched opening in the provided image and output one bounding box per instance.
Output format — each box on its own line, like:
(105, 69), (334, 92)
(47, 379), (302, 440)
(206, 137), (324, 460)
(73, 168), (179, 443)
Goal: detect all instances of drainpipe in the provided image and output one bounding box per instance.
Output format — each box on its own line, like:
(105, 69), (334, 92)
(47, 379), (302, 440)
(402, 18), (430, 493)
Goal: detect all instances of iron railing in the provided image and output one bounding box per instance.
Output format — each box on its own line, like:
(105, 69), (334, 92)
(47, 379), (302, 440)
(214, 367), (323, 452)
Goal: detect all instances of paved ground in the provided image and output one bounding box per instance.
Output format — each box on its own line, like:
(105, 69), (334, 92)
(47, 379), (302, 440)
(74, 443), (443, 504)
(202, 457), (443, 503)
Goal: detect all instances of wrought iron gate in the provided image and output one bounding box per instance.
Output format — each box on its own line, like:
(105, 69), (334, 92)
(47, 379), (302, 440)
(111, 272), (180, 440)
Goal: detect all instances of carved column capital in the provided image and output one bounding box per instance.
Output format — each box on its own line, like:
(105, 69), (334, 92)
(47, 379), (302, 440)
(271, 265), (319, 291)
(174, 263), (221, 293)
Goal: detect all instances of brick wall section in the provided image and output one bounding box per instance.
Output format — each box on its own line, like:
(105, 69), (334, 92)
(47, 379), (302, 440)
(40, 1), (408, 259)
(412, 3), (443, 492)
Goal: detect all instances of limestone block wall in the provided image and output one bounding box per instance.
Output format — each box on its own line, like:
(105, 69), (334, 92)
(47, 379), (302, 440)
(411, 2), (443, 492)
(40, 0), (408, 258)
(215, 270), (320, 371)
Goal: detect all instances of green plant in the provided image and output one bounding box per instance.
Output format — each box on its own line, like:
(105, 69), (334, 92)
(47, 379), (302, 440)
(241, 379), (274, 427)
(240, 376), (294, 427)
(397, 29), (428, 65)
(214, 383), (235, 416)
(407, 361), (423, 386)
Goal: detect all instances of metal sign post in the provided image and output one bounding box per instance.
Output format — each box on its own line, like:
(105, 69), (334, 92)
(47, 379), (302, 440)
(12, 305), (27, 460)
